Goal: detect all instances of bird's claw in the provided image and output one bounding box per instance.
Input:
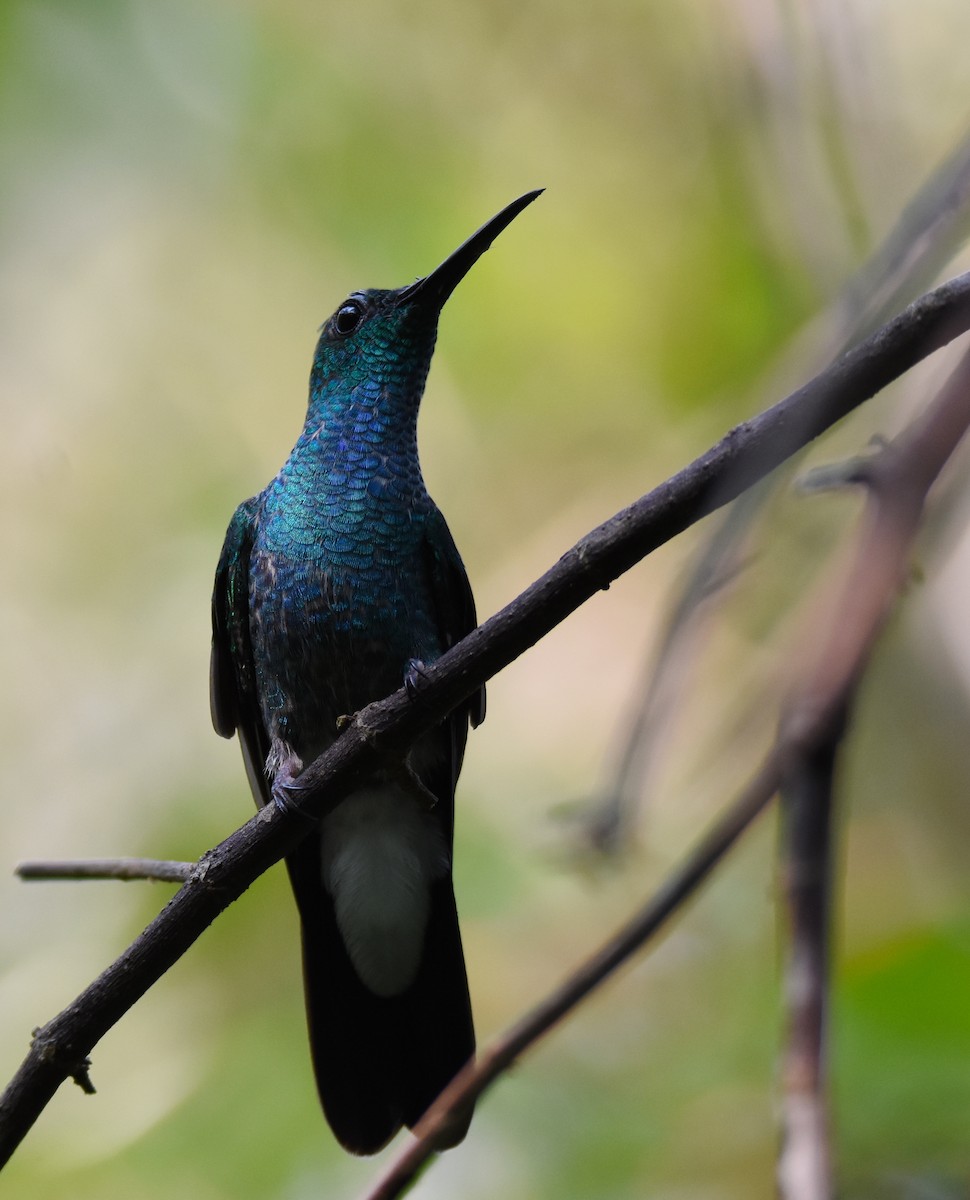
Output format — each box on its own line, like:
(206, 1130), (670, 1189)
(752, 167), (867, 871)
(271, 767), (316, 824)
(404, 658), (430, 699)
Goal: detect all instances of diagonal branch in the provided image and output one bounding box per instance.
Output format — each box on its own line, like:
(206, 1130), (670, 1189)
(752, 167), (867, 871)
(288, 269), (970, 804)
(3, 275), (970, 1169)
(364, 755), (784, 1200)
(362, 345), (970, 1200)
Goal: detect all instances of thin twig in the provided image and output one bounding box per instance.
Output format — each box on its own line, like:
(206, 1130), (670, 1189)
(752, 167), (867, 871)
(3, 276), (970, 1169)
(16, 859), (195, 883)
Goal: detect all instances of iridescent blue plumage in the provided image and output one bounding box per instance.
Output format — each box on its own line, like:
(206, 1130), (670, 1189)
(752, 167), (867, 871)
(210, 192), (541, 1155)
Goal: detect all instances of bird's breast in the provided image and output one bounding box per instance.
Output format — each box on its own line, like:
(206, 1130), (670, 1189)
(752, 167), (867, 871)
(248, 489), (443, 764)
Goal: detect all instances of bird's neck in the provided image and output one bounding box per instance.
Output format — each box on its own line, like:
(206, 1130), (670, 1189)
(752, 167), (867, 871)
(299, 378), (422, 467)
(273, 379), (429, 518)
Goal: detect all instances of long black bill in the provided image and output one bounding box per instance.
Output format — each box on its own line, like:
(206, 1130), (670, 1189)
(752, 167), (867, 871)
(401, 189), (543, 307)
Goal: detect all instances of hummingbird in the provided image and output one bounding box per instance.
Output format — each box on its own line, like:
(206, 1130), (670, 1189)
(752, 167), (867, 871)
(209, 190), (542, 1154)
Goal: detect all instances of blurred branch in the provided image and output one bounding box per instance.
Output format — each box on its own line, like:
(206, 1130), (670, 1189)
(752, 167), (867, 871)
(365, 757), (782, 1200)
(578, 118), (970, 855)
(16, 859), (194, 883)
(571, 482), (758, 855)
(3, 274), (970, 1169)
(838, 124), (970, 341)
(777, 720), (841, 1200)
(774, 345), (970, 1198)
(364, 344), (970, 1200)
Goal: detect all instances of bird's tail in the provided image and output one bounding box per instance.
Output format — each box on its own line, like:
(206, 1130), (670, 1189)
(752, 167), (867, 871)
(287, 845), (475, 1155)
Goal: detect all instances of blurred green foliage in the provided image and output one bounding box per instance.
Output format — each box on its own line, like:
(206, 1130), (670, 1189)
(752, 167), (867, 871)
(1, 1), (969, 1197)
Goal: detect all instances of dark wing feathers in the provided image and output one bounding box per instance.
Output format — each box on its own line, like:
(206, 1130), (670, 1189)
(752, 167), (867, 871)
(422, 508), (486, 730)
(209, 496), (271, 808)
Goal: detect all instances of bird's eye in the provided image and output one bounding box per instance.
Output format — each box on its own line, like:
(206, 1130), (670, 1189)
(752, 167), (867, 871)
(333, 300), (364, 337)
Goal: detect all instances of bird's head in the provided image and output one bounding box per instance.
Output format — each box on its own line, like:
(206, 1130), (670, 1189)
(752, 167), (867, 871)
(307, 190), (543, 422)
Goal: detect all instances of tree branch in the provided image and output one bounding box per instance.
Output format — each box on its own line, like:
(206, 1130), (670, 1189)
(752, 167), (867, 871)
(362, 343), (970, 1200)
(286, 270), (970, 807)
(3, 275), (970, 1169)
(16, 859), (194, 883)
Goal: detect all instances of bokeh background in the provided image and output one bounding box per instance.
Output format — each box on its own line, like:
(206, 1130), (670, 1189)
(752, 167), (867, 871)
(2, 2), (970, 1197)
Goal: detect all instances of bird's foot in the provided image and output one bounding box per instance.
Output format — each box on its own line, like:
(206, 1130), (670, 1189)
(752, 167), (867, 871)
(404, 658), (431, 699)
(271, 762), (316, 823)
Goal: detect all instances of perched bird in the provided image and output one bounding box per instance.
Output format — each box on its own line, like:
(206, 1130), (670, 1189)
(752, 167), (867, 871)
(209, 191), (542, 1154)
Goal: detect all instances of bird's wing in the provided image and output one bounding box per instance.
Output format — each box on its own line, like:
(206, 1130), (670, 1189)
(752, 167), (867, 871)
(422, 507), (486, 730)
(210, 495), (272, 808)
